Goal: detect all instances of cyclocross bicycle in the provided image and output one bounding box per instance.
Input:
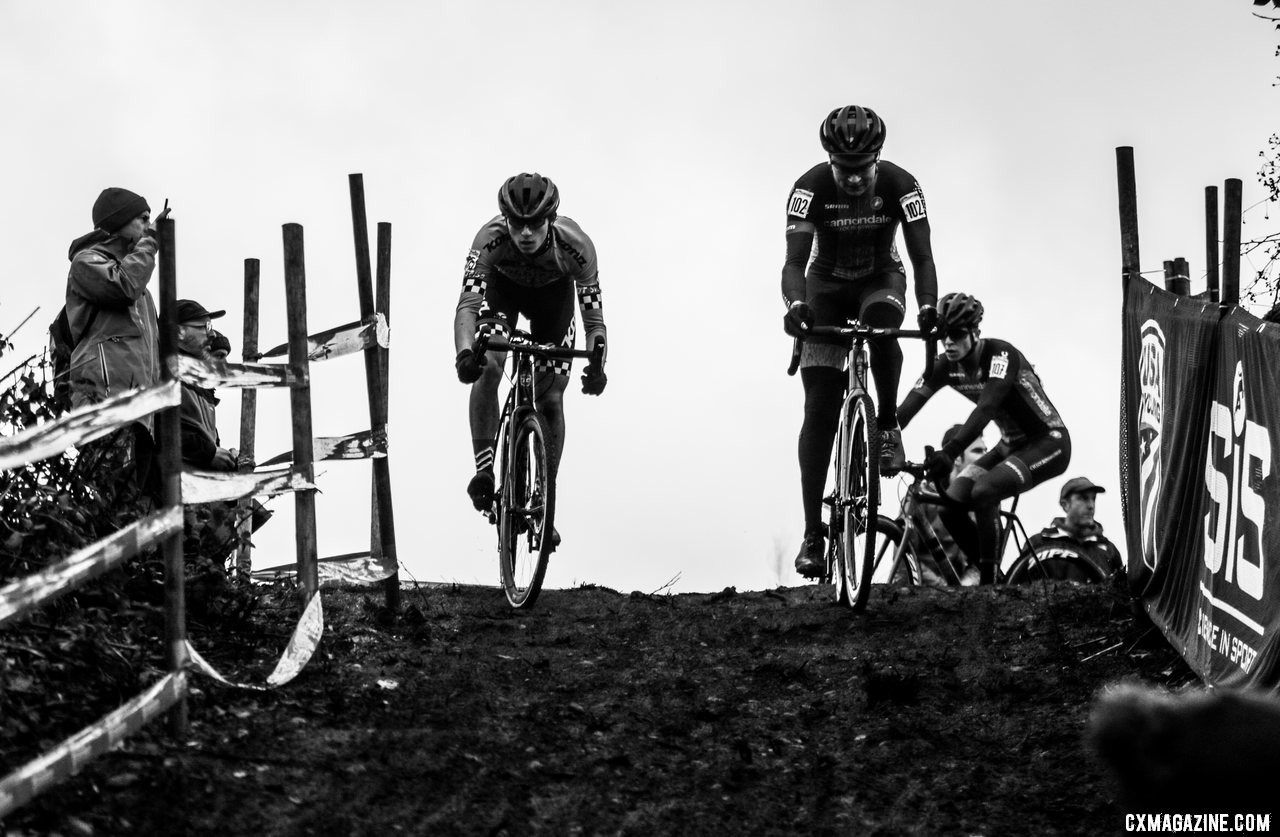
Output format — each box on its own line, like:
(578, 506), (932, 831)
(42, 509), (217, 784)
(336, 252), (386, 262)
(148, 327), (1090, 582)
(471, 328), (605, 608)
(788, 322), (935, 611)
(873, 460), (1109, 587)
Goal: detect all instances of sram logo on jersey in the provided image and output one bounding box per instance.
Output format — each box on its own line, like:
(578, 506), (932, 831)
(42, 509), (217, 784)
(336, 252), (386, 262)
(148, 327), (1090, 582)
(788, 188), (814, 219)
(900, 188), (927, 222)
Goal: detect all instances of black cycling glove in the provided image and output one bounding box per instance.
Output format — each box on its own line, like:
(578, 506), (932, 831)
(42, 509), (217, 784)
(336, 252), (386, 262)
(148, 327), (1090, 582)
(783, 301), (812, 338)
(917, 304), (938, 335)
(455, 349), (484, 384)
(581, 363), (607, 395)
(924, 448), (953, 482)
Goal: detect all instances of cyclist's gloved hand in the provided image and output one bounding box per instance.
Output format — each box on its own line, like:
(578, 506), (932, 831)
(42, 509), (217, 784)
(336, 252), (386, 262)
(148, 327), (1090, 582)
(455, 348), (485, 384)
(581, 363), (607, 395)
(924, 448), (953, 482)
(917, 304), (938, 335)
(783, 301), (812, 338)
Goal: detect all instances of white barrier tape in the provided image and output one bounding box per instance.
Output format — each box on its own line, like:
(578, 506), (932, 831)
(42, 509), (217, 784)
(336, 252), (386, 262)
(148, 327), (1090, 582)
(0, 507), (183, 629)
(258, 313), (389, 362)
(0, 671), (187, 819)
(184, 591), (323, 690)
(0, 382), (181, 472)
(181, 468), (316, 504)
(318, 553), (396, 585)
(257, 426), (388, 468)
(168, 354), (295, 389)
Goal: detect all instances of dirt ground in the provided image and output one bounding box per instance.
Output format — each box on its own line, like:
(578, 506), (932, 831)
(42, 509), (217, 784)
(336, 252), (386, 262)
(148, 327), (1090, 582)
(3, 577), (1198, 836)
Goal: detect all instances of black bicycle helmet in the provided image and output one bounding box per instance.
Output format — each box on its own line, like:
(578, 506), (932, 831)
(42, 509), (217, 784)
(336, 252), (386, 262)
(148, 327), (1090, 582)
(498, 172), (559, 223)
(937, 292), (984, 332)
(819, 105), (887, 158)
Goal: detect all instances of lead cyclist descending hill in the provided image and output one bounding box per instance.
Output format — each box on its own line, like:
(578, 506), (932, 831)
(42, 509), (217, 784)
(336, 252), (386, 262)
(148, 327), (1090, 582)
(896, 292), (1071, 584)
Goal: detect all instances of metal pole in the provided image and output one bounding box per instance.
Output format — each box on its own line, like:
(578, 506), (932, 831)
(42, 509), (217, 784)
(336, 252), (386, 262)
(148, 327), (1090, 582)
(235, 258), (260, 582)
(283, 224), (319, 603)
(374, 221), (399, 609)
(1116, 147), (1141, 284)
(348, 175), (399, 611)
(1205, 186), (1220, 303)
(156, 216), (188, 738)
(1222, 178), (1243, 306)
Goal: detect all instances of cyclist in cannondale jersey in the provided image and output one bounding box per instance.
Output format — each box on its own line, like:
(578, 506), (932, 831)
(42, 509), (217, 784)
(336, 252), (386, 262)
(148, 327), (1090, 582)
(896, 292), (1071, 583)
(783, 105), (940, 578)
(454, 173), (608, 529)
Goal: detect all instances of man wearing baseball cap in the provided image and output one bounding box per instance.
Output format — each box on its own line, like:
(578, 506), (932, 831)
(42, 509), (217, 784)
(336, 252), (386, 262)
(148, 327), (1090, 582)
(173, 298), (238, 472)
(1021, 476), (1124, 582)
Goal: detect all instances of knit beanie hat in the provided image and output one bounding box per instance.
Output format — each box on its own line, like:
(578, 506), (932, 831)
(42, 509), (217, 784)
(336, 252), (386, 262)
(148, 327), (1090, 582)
(92, 187), (150, 232)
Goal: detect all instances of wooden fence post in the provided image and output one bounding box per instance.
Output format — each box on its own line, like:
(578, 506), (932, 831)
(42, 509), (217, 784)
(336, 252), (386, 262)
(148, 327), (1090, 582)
(236, 258), (260, 581)
(156, 217), (188, 738)
(1205, 186), (1220, 303)
(1117, 147), (1141, 284)
(373, 221), (398, 609)
(1223, 178), (1243, 306)
(282, 224), (319, 603)
(348, 175), (399, 611)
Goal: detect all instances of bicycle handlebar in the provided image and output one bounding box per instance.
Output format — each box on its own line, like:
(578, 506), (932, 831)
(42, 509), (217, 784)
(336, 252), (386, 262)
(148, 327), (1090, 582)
(472, 329), (605, 364)
(786, 323), (938, 379)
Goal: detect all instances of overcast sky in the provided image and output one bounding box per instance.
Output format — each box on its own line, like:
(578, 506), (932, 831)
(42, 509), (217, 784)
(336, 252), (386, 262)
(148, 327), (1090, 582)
(2, 2), (1276, 594)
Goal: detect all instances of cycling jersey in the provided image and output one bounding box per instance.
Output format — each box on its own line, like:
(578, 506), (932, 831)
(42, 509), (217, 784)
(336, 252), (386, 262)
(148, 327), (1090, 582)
(899, 337), (1066, 453)
(785, 160), (932, 288)
(454, 215), (606, 357)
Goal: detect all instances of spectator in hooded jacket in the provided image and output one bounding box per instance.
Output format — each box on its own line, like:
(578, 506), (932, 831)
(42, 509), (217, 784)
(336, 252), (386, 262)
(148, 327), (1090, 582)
(66, 187), (170, 498)
(1022, 476), (1124, 582)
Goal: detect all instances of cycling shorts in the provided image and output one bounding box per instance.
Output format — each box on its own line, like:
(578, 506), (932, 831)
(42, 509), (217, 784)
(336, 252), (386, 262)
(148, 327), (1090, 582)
(963, 428), (1072, 492)
(477, 275), (577, 376)
(800, 270), (907, 369)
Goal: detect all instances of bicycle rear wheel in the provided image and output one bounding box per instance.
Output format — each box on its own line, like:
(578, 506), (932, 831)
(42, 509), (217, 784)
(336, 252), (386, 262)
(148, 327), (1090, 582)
(835, 393), (879, 611)
(498, 411), (556, 608)
(1004, 548), (1108, 585)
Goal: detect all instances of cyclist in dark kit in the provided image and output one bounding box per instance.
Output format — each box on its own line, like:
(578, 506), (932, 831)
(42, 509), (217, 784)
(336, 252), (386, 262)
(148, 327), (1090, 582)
(782, 105), (939, 578)
(897, 292), (1071, 583)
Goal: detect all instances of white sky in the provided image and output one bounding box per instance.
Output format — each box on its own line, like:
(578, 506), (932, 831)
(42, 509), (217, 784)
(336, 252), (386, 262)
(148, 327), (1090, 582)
(1, 2), (1276, 594)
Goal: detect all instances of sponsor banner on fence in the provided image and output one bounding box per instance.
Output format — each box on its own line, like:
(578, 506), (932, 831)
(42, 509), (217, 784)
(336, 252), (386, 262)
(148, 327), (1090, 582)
(185, 591), (323, 689)
(0, 381), (180, 472)
(1121, 276), (1280, 688)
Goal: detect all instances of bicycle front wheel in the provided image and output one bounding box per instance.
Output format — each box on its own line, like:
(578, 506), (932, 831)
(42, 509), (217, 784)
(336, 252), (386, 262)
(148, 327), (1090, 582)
(836, 393), (879, 611)
(1004, 548), (1108, 585)
(498, 411), (556, 608)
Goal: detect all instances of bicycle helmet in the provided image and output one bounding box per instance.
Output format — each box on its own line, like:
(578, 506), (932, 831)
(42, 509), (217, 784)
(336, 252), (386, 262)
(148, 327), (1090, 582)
(819, 105), (887, 159)
(498, 172), (559, 223)
(937, 292), (984, 332)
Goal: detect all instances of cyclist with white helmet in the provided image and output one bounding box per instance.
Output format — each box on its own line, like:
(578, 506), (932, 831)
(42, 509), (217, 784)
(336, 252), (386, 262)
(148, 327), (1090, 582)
(783, 105), (940, 578)
(896, 292), (1071, 583)
(454, 173), (608, 521)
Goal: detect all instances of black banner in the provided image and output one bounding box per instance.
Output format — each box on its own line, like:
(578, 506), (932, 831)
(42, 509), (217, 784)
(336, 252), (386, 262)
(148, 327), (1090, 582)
(1121, 276), (1280, 688)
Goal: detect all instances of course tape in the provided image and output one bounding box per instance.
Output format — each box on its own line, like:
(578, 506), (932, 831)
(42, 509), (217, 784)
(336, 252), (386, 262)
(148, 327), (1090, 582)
(257, 426), (388, 468)
(257, 313), (389, 362)
(250, 550), (396, 586)
(0, 671), (187, 819)
(168, 354), (295, 390)
(0, 382), (181, 472)
(184, 591), (323, 690)
(181, 468), (316, 504)
(0, 507), (183, 629)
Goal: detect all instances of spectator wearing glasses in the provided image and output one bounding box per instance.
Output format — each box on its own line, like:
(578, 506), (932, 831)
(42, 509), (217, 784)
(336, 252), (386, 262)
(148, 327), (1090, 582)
(174, 299), (239, 472)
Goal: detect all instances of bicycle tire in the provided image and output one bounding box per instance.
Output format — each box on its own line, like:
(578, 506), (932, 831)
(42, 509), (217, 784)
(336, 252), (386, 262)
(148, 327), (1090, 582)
(1003, 548), (1108, 585)
(498, 410), (556, 608)
(836, 393), (879, 611)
